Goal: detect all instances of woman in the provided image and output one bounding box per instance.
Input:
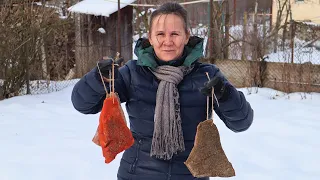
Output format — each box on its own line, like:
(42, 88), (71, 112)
(71, 2), (253, 180)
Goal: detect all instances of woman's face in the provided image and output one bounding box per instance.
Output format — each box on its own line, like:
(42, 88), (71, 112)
(149, 14), (190, 61)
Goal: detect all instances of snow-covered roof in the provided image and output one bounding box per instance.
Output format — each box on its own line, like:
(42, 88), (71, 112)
(68, 0), (136, 17)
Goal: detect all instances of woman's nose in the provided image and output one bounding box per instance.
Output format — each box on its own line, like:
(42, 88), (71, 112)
(163, 35), (173, 46)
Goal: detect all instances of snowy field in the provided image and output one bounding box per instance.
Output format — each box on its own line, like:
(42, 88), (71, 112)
(0, 85), (320, 180)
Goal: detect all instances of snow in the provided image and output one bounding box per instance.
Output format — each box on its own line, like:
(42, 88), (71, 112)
(1, 84), (320, 180)
(34, 1), (68, 19)
(136, 8), (156, 18)
(97, 28), (106, 34)
(302, 21), (320, 27)
(68, 0), (136, 17)
(266, 46), (320, 64)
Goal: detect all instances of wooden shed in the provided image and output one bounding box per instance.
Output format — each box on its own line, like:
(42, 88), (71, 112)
(68, 0), (134, 77)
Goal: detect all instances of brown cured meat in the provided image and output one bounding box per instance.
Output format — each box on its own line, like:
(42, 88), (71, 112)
(92, 92), (134, 163)
(184, 119), (235, 177)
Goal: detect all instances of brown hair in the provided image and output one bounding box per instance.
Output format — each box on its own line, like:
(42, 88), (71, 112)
(149, 2), (189, 34)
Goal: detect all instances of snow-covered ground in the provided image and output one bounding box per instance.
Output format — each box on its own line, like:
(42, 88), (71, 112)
(1, 84), (320, 180)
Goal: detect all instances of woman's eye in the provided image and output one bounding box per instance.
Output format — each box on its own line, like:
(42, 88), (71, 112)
(172, 33), (178, 36)
(156, 33), (164, 36)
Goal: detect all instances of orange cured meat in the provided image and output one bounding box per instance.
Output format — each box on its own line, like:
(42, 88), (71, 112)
(92, 92), (134, 163)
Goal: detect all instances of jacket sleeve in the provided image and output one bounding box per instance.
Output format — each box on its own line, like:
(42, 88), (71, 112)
(71, 64), (130, 114)
(211, 66), (254, 132)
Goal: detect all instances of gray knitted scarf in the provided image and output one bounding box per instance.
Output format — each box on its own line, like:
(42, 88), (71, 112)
(150, 65), (194, 160)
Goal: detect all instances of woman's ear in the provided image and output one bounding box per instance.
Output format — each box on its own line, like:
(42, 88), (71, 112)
(148, 32), (153, 46)
(185, 30), (191, 45)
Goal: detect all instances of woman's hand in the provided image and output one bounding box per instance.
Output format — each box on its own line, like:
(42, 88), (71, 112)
(199, 76), (230, 102)
(97, 57), (124, 82)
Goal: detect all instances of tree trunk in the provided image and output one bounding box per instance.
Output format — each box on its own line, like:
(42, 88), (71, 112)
(224, 0), (230, 59)
(75, 13), (82, 77)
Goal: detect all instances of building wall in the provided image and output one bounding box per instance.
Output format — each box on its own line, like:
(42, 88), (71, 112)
(272, 0), (320, 24)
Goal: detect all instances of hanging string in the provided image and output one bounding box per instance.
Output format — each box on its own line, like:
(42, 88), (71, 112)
(205, 72), (220, 121)
(96, 62), (109, 96)
(96, 52), (120, 102)
(113, 52), (120, 94)
(112, 59), (115, 94)
(109, 67), (112, 95)
(207, 90), (209, 120)
(205, 72), (220, 107)
(212, 88), (214, 120)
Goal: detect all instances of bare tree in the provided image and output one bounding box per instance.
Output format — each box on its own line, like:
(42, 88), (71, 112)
(0, 0), (75, 98)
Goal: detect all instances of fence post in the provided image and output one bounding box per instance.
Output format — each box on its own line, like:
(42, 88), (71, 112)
(241, 11), (247, 60)
(252, 1), (258, 61)
(290, 22), (295, 64)
(117, 0), (121, 55)
(262, 13), (267, 57)
(75, 13), (81, 77)
(233, 0), (236, 26)
(23, 3), (31, 95)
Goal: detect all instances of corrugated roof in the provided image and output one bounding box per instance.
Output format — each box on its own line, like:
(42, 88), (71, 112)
(68, 0), (135, 17)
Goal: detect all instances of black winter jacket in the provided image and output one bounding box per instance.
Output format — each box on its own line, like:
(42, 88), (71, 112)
(71, 37), (253, 180)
